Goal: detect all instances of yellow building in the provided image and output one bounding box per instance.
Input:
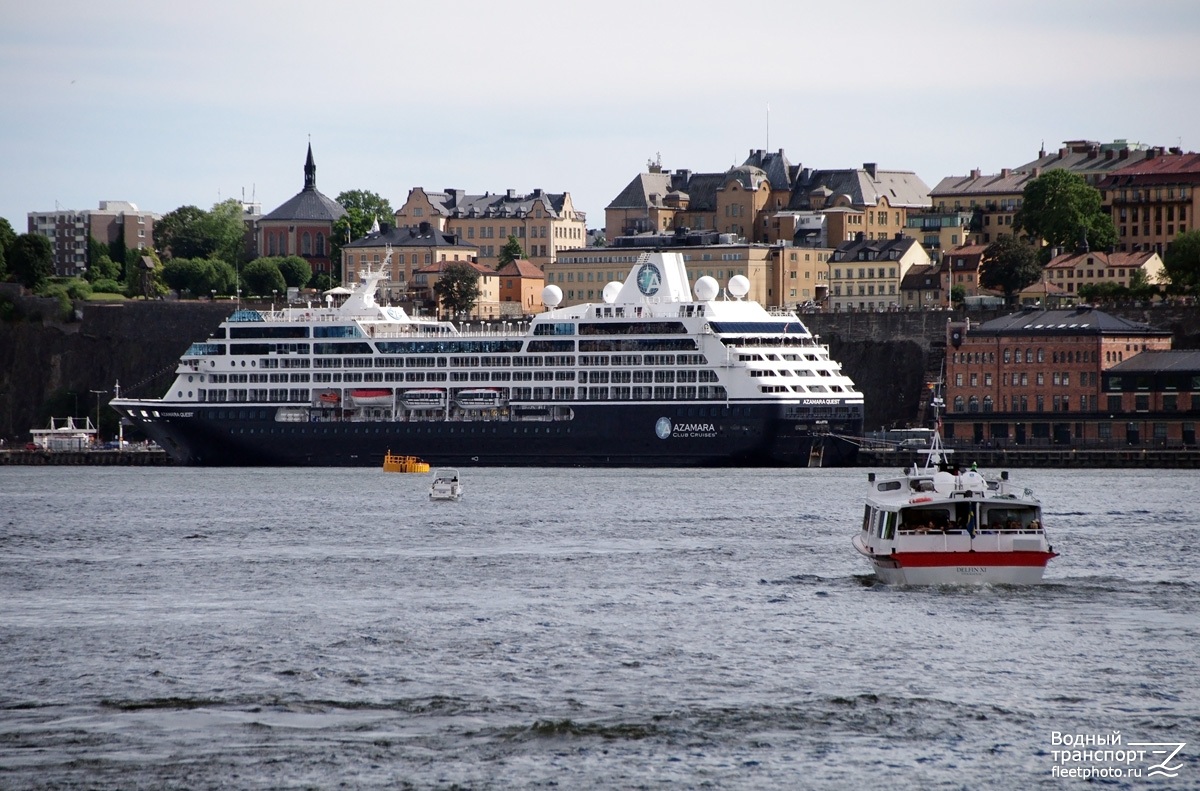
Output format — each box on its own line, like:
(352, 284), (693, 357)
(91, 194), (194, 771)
(411, 259), (501, 320)
(340, 222), (477, 303)
(1043, 249), (1165, 296)
(1098, 149), (1200, 255)
(395, 187), (586, 269)
(827, 233), (931, 312)
(607, 151), (930, 247)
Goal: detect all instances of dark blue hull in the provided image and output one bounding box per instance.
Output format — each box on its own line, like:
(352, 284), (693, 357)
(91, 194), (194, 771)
(129, 403), (862, 467)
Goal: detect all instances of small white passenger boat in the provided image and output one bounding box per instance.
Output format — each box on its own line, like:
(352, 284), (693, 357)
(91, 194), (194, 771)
(853, 429), (1057, 585)
(429, 468), (463, 501)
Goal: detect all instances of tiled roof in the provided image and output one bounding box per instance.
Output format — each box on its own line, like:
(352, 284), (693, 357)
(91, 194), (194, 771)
(262, 188), (348, 222)
(900, 264), (941, 290)
(344, 224), (476, 250)
(1107, 349), (1200, 373)
(832, 234), (924, 262)
(789, 168), (931, 210)
(496, 259), (544, 278)
(1097, 152), (1200, 187)
(1013, 140), (1160, 179)
(413, 259), (494, 276)
(262, 145), (348, 223)
(1044, 250), (1160, 270)
(930, 171), (1033, 197)
(970, 307), (1170, 336)
(421, 188), (573, 219)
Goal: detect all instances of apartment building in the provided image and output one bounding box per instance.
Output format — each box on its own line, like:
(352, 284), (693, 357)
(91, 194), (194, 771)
(410, 259), (500, 320)
(606, 150), (930, 247)
(900, 210), (974, 253)
(395, 187), (586, 269)
(340, 222), (478, 303)
(1043, 249), (1165, 296)
(943, 307), (1172, 446)
(27, 200), (157, 277)
(1097, 149), (1200, 254)
(931, 140), (1166, 247)
(827, 233), (930, 313)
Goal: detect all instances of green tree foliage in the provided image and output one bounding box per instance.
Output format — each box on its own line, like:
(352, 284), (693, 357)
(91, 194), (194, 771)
(123, 248), (168, 299)
(1163, 229), (1200, 295)
(331, 189), (394, 272)
(0, 217), (16, 257)
(1014, 170), (1118, 258)
(161, 257), (239, 297)
(161, 258), (208, 295)
(496, 235), (525, 270)
(155, 199), (248, 264)
(276, 255), (312, 289)
(241, 258), (287, 296)
(981, 236), (1043, 305)
(0, 217), (16, 278)
(9, 233), (54, 290)
(433, 262), (481, 318)
(950, 284), (966, 307)
(87, 254), (121, 283)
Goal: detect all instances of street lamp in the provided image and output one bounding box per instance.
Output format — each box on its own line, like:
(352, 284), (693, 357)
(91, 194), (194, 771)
(272, 289), (278, 311)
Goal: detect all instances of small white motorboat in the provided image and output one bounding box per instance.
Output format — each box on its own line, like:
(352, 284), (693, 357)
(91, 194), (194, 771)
(429, 468), (463, 501)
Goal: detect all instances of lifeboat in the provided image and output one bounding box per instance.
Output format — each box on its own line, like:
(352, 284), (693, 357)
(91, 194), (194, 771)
(455, 388), (507, 409)
(317, 392), (340, 405)
(350, 389), (393, 407)
(402, 389), (447, 409)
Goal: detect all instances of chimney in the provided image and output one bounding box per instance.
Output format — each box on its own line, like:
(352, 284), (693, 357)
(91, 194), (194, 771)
(506, 188), (516, 199)
(419, 221), (431, 234)
(1119, 148), (1129, 160)
(1058, 147), (1068, 159)
(1000, 168), (1011, 178)
(1105, 149), (1114, 160)
(970, 168), (981, 179)
(863, 162), (878, 179)
(379, 222), (391, 234)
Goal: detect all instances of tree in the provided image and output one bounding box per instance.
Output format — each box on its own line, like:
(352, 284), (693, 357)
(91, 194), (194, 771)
(155, 200), (247, 264)
(161, 258), (208, 295)
(123, 248), (167, 299)
(8, 233), (54, 290)
(496, 235), (525, 270)
(1162, 229), (1200, 295)
(0, 217), (16, 257)
(241, 258), (287, 296)
(0, 217), (17, 279)
(950, 284), (966, 308)
(433, 262), (481, 318)
(1014, 170), (1118, 258)
(981, 236), (1042, 305)
(276, 255), (312, 289)
(331, 189), (393, 271)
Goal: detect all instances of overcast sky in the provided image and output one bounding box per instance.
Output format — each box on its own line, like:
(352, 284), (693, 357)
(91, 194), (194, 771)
(3, 0), (1198, 233)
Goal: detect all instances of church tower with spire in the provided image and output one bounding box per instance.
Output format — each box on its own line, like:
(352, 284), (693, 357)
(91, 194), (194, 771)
(257, 144), (348, 278)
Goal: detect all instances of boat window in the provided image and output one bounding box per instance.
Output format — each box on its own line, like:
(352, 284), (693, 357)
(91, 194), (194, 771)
(861, 505), (871, 533)
(876, 480), (902, 492)
(883, 512), (897, 540)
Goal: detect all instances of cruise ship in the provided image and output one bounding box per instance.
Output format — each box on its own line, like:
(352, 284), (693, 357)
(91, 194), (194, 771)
(111, 251), (864, 466)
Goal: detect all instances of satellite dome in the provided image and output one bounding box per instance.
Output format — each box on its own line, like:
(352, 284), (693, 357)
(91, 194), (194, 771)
(694, 276), (719, 301)
(542, 284), (563, 308)
(602, 281), (621, 304)
(727, 275), (750, 299)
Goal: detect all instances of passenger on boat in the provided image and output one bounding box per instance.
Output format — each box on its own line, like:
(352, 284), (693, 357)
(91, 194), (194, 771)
(1029, 519), (1041, 531)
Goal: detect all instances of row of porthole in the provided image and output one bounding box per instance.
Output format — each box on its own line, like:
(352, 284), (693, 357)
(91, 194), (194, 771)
(209, 360), (255, 367)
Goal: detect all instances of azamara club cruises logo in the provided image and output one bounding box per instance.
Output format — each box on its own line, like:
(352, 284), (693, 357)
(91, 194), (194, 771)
(655, 417), (717, 439)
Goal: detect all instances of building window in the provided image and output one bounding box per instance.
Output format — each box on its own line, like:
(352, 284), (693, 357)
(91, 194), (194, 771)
(302, 232), (311, 255)
(316, 233), (325, 256)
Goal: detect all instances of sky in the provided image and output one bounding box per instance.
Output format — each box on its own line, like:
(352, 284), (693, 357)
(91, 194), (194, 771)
(3, 0), (1199, 234)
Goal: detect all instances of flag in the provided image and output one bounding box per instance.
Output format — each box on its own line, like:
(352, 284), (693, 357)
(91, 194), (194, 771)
(965, 509), (977, 537)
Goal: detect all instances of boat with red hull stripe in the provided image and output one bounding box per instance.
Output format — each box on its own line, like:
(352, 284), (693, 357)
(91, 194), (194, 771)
(854, 401), (1057, 585)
